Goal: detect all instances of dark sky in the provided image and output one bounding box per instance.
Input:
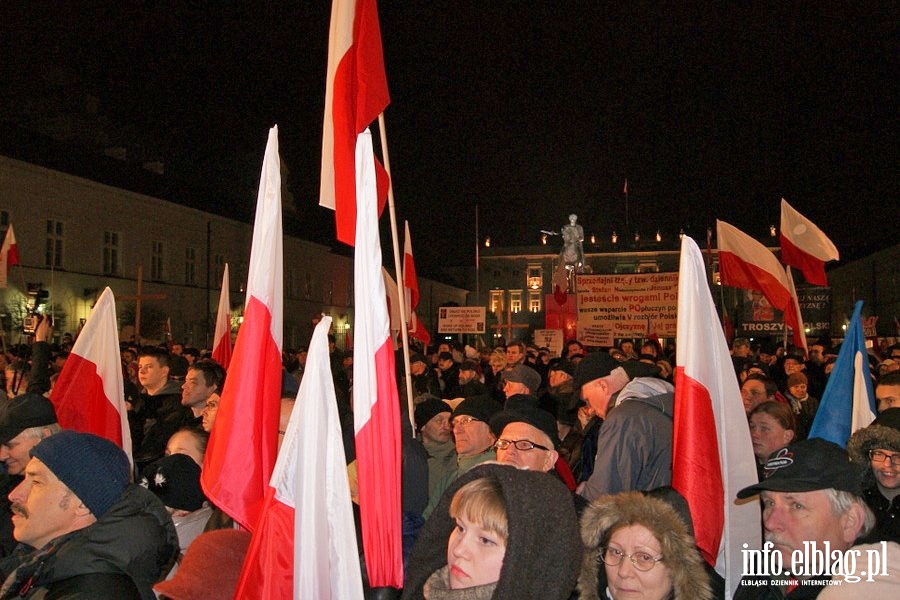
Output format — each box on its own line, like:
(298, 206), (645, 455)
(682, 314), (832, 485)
(2, 2), (896, 277)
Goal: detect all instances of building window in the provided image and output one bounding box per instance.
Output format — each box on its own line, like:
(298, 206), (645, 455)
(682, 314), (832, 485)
(489, 290), (503, 314)
(0, 210), (9, 227)
(529, 292), (542, 313)
(151, 241), (165, 281)
(184, 246), (196, 285)
(510, 290), (522, 313)
(527, 265), (542, 290)
(636, 261), (659, 273)
(45, 220), (64, 268)
(103, 231), (120, 276)
(213, 254), (225, 286)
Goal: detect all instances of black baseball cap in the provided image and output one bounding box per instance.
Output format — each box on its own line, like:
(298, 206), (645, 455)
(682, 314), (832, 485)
(0, 393), (58, 444)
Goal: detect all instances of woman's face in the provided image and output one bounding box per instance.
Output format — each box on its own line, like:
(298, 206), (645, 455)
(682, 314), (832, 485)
(749, 412), (794, 462)
(446, 514), (506, 589)
(605, 524), (672, 600)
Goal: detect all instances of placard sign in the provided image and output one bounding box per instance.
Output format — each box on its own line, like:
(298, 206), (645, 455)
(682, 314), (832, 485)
(576, 273), (679, 345)
(533, 329), (564, 357)
(438, 306), (486, 334)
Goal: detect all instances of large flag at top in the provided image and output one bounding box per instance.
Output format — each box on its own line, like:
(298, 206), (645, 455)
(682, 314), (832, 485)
(234, 316), (363, 600)
(673, 236), (760, 599)
(353, 128), (403, 587)
(201, 126), (284, 531)
(320, 0), (391, 245)
(212, 263), (233, 369)
(0, 223), (19, 288)
(716, 220), (804, 349)
(51, 287), (132, 462)
(808, 300), (876, 447)
(780, 198), (839, 286)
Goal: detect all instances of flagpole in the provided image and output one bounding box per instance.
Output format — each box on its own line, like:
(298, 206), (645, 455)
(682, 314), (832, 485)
(377, 113), (415, 433)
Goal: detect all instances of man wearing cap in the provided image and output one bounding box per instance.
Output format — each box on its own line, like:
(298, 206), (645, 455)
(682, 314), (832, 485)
(734, 438), (875, 598)
(0, 430), (178, 599)
(0, 394), (60, 557)
(491, 405), (559, 473)
(414, 396), (456, 500)
(848, 408), (900, 544)
(409, 353), (441, 399)
(458, 360), (487, 398)
(436, 352), (462, 399)
(502, 363), (542, 400)
(574, 351), (672, 501)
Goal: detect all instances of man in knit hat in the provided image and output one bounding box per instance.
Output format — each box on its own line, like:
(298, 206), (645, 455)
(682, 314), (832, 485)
(414, 396), (456, 499)
(0, 431), (178, 599)
(490, 405), (560, 473)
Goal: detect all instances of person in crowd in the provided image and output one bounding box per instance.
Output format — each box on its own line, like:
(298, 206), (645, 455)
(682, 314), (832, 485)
(490, 405), (559, 473)
(153, 529), (251, 600)
(617, 340), (638, 361)
(200, 394), (219, 433)
(165, 427), (208, 467)
(504, 341), (526, 369)
(783, 371), (818, 440)
(484, 349), (509, 402)
(0, 431), (178, 599)
(404, 463), (582, 599)
(180, 360), (225, 421)
(847, 407), (900, 543)
(577, 491), (713, 600)
(741, 373), (778, 415)
(876, 371), (900, 413)
(458, 361), (487, 398)
(410, 353), (441, 399)
(734, 438), (875, 598)
(436, 352), (462, 400)
(501, 364), (541, 400)
(748, 401), (797, 480)
(565, 340), (587, 363)
(415, 396), (456, 500)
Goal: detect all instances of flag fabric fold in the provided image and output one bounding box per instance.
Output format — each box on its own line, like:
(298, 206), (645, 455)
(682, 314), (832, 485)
(784, 266), (808, 356)
(403, 220), (431, 345)
(0, 224), (19, 288)
(779, 198), (839, 286)
(201, 126), (284, 531)
(353, 128), (403, 587)
(808, 300), (876, 447)
(212, 263), (233, 369)
(51, 287), (131, 461)
(234, 316), (363, 600)
(382, 267), (402, 349)
(673, 236), (760, 599)
(320, 0), (391, 245)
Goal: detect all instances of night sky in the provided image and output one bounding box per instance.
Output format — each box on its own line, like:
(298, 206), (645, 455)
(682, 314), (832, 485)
(2, 2), (896, 277)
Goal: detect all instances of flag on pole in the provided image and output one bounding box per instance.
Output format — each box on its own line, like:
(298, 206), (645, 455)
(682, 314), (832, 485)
(201, 127), (284, 531)
(353, 128), (403, 587)
(382, 267), (402, 349)
(0, 224), (20, 288)
(320, 0), (391, 245)
(716, 220), (803, 347)
(403, 221), (431, 345)
(212, 263), (233, 369)
(779, 198), (839, 286)
(51, 287), (132, 462)
(234, 316), (363, 600)
(673, 236), (760, 599)
(784, 266), (808, 355)
(808, 300), (876, 447)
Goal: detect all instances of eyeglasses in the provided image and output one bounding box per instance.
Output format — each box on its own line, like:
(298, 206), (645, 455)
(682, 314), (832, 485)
(451, 416), (481, 428)
(600, 547), (664, 572)
(869, 450), (900, 467)
(494, 438), (550, 452)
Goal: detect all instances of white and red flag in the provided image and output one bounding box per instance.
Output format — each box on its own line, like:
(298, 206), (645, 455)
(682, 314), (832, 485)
(201, 126), (283, 531)
(51, 287), (132, 461)
(234, 316), (363, 600)
(716, 219), (804, 349)
(320, 0), (391, 245)
(403, 220), (431, 345)
(382, 267), (402, 348)
(212, 263), (233, 369)
(784, 266), (808, 356)
(0, 224), (20, 288)
(673, 235), (760, 598)
(779, 198), (839, 286)
(353, 128), (403, 588)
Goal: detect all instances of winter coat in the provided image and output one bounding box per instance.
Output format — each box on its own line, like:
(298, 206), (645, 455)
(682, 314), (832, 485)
(847, 411), (900, 544)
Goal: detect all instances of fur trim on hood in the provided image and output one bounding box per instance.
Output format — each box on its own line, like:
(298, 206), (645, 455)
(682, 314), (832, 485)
(847, 412), (900, 488)
(577, 491), (712, 600)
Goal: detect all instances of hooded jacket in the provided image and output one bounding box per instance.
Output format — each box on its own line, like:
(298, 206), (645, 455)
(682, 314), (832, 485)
(404, 463), (582, 600)
(0, 485), (179, 600)
(847, 410), (900, 543)
(577, 491), (712, 600)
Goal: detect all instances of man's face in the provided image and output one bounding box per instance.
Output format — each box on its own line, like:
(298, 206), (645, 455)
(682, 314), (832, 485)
(761, 490), (860, 558)
(297, 351), (308, 366)
(502, 379), (529, 399)
(548, 369), (570, 388)
(420, 412), (452, 444)
(410, 361), (426, 376)
(459, 369), (476, 385)
(876, 384), (900, 413)
(741, 380), (769, 413)
(733, 344), (750, 358)
(181, 369), (217, 410)
(783, 358), (803, 375)
(451, 415), (495, 458)
(581, 377), (613, 419)
(495, 422), (557, 472)
(870, 448), (900, 490)
(808, 345), (825, 365)
(138, 356), (169, 390)
(438, 358), (454, 372)
(506, 345), (523, 367)
(0, 431), (42, 475)
(201, 397), (219, 432)
(9, 458), (84, 549)
(438, 344), (452, 355)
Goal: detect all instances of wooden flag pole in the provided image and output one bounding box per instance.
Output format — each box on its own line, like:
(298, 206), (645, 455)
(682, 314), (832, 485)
(377, 113), (415, 434)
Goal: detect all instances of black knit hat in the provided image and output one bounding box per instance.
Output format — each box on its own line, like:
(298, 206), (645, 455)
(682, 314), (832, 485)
(451, 395), (502, 424)
(414, 396), (451, 432)
(573, 352), (659, 388)
(490, 405), (561, 449)
(0, 393), (58, 444)
(141, 453), (205, 512)
(31, 430), (130, 518)
(548, 358), (575, 377)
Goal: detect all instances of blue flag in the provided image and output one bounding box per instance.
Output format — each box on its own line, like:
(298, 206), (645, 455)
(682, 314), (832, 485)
(808, 301), (876, 447)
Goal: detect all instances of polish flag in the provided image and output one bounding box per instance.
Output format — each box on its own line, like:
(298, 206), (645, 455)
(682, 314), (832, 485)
(51, 287), (132, 461)
(784, 266), (808, 356)
(382, 267), (401, 348)
(353, 128), (403, 587)
(779, 198), (839, 286)
(212, 263), (233, 369)
(201, 127), (283, 531)
(403, 220), (431, 345)
(716, 220), (803, 347)
(234, 316), (363, 600)
(673, 236), (760, 599)
(0, 224), (19, 288)
(320, 0), (391, 246)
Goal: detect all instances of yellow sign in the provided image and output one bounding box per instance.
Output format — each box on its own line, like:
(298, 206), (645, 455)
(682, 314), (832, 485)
(576, 273), (679, 345)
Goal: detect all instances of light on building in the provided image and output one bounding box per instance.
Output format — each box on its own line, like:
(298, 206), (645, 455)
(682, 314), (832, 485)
(485, 237), (491, 248)
(590, 234), (596, 244)
(769, 224), (777, 237)
(611, 231), (618, 244)
(655, 230), (662, 242)
(679, 228), (685, 240)
(634, 232), (640, 242)
(541, 234), (548, 245)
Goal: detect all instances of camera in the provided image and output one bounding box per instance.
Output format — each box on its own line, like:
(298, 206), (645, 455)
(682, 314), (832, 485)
(23, 286), (50, 334)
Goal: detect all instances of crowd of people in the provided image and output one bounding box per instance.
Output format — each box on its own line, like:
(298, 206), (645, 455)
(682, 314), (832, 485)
(0, 312), (897, 598)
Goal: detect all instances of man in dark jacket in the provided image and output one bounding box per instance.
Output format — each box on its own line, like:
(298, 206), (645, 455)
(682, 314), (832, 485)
(0, 431), (178, 599)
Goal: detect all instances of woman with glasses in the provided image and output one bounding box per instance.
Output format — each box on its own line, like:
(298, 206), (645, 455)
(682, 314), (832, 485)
(577, 491), (712, 600)
(847, 407), (900, 544)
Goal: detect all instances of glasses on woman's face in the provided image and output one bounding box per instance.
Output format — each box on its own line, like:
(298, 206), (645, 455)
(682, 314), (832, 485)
(494, 438), (550, 452)
(600, 546), (663, 571)
(869, 450), (900, 467)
